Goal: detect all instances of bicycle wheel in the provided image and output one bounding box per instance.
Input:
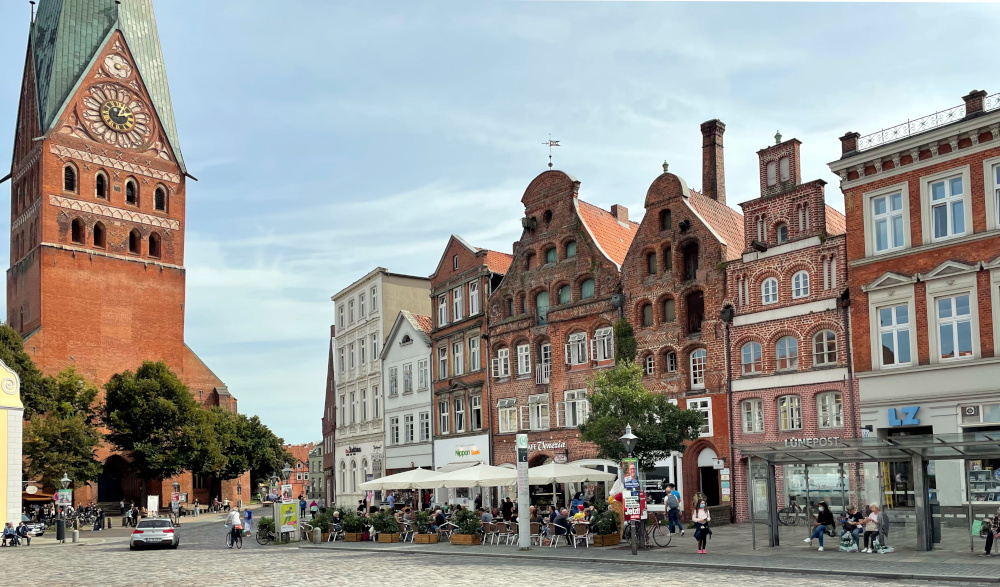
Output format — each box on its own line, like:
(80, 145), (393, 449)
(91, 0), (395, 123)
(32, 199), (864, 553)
(651, 520), (671, 547)
(226, 533), (234, 548)
(255, 529), (272, 546)
(778, 507), (794, 526)
(236, 533), (243, 549)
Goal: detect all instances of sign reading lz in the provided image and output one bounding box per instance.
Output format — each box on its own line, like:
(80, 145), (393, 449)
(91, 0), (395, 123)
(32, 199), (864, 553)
(888, 406), (920, 426)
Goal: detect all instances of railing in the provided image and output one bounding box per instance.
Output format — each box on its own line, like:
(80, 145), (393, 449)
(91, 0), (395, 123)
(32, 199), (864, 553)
(535, 363), (551, 385)
(857, 93), (1000, 152)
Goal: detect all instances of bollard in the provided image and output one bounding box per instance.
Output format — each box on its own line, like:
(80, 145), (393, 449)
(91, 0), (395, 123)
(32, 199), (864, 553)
(55, 519), (65, 542)
(313, 526), (321, 543)
(107, 517), (112, 529)
(71, 529), (79, 543)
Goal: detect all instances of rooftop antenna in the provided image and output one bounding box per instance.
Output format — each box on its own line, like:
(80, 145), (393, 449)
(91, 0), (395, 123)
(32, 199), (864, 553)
(29, 1), (35, 23)
(542, 134), (560, 169)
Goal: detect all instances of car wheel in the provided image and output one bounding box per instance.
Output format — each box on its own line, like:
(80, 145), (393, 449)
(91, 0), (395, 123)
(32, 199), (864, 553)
(170, 543), (178, 549)
(129, 544), (136, 551)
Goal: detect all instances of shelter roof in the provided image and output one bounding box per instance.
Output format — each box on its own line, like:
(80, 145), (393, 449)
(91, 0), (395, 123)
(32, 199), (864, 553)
(737, 432), (1000, 465)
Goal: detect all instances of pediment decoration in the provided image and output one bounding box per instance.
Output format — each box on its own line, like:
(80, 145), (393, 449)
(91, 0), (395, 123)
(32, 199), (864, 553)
(861, 271), (916, 293)
(918, 260), (981, 282)
(984, 255), (1000, 270)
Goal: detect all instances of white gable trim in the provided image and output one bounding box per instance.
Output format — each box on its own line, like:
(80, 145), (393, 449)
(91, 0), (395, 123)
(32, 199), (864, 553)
(862, 272), (917, 293)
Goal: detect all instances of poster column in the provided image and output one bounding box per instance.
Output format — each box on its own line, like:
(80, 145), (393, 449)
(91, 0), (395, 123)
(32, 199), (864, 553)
(516, 434), (530, 549)
(273, 501), (300, 543)
(622, 457), (641, 555)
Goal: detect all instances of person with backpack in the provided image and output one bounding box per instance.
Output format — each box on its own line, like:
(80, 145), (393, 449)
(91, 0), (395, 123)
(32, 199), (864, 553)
(665, 483), (684, 536)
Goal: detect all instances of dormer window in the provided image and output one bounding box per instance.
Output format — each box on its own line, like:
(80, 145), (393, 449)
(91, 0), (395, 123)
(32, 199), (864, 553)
(401, 334), (412, 345)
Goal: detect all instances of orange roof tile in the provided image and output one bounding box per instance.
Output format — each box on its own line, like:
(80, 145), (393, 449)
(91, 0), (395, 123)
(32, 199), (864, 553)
(685, 191), (745, 261)
(484, 250), (513, 274)
(412, 314), (433, 335)
(825, 205), (846, 236)
(284, 444), (313, 466)
(576, 199), (640, 268)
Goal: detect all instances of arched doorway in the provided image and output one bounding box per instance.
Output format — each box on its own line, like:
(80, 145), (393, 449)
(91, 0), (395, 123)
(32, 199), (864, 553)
(697, 448), (720, 506)
(98, 455), (139, 503)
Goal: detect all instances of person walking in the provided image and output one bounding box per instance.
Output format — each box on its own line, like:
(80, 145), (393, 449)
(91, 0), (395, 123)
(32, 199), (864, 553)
(243, 506), (253, 532)
(862, 503), (880, 553)
(665, 483), (684, 536)
(693, 499), (711, 553)
(299, 496), (307, 520)
(803, 500), (835, 551)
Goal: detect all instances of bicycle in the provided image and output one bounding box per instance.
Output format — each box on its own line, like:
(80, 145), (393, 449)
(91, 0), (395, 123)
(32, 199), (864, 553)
(226, 526), (243, 549)
(255, 526), (275, 546)
(621, 513), (672, 548)
(779, 496), (804, 526)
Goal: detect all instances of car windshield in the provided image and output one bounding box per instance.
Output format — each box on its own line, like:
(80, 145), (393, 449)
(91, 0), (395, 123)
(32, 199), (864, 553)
(137, 520), (172, 529)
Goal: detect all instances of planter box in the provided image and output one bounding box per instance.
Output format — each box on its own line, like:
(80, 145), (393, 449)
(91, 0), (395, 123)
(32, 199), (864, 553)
(450, 533), (480, 545)
(344, 533), (364, 542)
(414, 534), (438, 544)
(321, 533), (330, 542)
(377, 533), (400, 543)
(593, 534), (620, 547)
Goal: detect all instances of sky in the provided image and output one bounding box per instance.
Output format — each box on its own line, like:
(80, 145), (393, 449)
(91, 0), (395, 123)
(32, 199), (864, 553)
(0, 1), (997, 444)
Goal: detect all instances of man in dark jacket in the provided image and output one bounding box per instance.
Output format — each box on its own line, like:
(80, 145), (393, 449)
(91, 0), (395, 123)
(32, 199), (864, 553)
(500, 498), (514, 522)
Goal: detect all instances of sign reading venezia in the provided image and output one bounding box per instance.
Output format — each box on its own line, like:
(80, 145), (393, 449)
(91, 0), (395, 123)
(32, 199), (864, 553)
(527, 440), (566, 451)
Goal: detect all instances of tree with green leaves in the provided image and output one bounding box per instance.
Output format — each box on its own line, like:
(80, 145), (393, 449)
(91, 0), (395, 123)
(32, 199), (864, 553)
(613, 318), (637, 363)
(103, 361), (212, 482)
(0, 324), (51, 419)
(196, 408), (291, 484)
(579, 360), (704, 470)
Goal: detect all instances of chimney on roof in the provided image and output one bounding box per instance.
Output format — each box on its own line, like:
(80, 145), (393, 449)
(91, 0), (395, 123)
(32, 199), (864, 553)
(839, 131), (860, 155)
(963, 89), (988, 119)
(700, 119), (726, 205)
(610, 205), (628, 223)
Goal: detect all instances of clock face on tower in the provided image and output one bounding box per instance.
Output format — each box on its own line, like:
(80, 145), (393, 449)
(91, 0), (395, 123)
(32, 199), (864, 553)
(81, 84), (153, 149)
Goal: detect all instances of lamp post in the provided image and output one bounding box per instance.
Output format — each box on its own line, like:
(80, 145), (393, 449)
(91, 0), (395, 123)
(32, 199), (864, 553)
(281, 463), (291, 503)
(619, 425), (639, 556)
(171, 481), (181, 525)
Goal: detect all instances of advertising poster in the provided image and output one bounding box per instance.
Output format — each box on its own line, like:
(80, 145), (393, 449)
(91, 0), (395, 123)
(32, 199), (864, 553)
(281, 484), (293, 503)
(170, 491), (181, 506)
(55, 489), (72, 507)
(621, 457), (641, 521)
(275, 501), (298, 533)
(147, 495), (160, 515)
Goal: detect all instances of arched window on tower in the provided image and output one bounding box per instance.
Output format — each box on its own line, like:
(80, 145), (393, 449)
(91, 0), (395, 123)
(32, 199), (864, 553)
(64, 166), (77, 193)
(154, 187), (166, 211)
(96, 173), (107, 199)
(148, 232), (162, 258)
(125, 180), (137, 205)
(70, 218), (84, 244)
(128, 229), (140, 254)
(93, 223), (106, 248)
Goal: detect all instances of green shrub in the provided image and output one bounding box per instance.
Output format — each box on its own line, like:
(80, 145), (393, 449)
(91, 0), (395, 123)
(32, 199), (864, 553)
(590, 509), (620, 535)
(371, 509), (399, 534)
(413, 510), (433, 534)
(341, 511), (367, 533)
(454, 508), (481, 535)
(258, 516), (275, 534)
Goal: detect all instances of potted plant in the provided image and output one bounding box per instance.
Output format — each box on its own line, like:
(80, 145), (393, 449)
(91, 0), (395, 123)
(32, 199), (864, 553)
(450, 508), (481, 545)
(310, 511), (333, 542)
(412, 510), (438, 544)
(341, 511), (367, 542)
(371, 509), (400, 543)
(591, 509), (621, 547)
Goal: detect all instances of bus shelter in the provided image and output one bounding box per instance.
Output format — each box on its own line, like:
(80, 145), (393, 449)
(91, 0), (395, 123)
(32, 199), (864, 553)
(738, 431), (1000, 551)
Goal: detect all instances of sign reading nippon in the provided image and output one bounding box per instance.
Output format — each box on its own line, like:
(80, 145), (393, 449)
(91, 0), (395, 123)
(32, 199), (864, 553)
(455, 446), (481, 457)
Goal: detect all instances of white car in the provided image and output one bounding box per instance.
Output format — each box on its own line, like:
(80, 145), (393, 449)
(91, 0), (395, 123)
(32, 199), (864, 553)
(130, 518), (179, 550)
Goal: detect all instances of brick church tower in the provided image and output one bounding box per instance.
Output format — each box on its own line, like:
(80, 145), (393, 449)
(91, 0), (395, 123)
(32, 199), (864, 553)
(4, 0), (243, 503)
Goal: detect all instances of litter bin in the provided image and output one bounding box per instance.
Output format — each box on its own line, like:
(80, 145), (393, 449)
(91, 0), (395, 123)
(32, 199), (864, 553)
(930, 499), (941, 544)
(55, 518), (65, 542)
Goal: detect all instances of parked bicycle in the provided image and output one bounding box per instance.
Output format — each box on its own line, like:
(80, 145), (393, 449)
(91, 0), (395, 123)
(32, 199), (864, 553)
(621, 512), (672, 548)
(255, 526), (275, 546)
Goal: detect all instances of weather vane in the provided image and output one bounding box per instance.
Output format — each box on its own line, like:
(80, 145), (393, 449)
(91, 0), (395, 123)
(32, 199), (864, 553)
(543, 134), (560, 168)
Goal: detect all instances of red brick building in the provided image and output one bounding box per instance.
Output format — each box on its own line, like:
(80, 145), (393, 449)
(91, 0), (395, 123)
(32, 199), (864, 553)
(322, 326), (337, 505)
(284, 444), (315, 502)
(829, 90), (1000, 508)
(486, 170), (637, 508)
(5, 1), (245, 505)
(429, 236), (510, 503)
(621, 120), (744, 509)
(728, 136), (852, 521)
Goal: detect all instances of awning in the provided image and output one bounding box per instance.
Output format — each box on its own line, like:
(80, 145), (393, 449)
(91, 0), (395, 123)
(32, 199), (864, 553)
(22, 492), (54, 502)
(737, 431), (1000, 465)
(435, 461), (482, 473)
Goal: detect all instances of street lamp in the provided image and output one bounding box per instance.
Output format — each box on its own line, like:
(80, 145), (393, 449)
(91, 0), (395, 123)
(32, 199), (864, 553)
(281, 462), (292, 482)
(60, 473), (71, 489)
(618, 425), (640, 556)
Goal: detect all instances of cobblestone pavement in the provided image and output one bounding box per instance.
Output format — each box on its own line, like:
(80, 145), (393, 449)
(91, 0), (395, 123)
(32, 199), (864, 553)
(6, 514), (991, 587)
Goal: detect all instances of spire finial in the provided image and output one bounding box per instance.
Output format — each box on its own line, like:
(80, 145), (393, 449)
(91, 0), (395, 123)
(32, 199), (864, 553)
(542, 134), (560, 169)
(662, 160), (669, 174)
(29, 1), (35, 23)
(774, 130), (782, 145)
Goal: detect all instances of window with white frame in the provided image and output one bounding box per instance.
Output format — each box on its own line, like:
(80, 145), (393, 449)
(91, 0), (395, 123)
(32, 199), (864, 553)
(936, 294), (973, 360)
(992, 163), (1000, 229)
(776, 336), (798, 370)
(418, 359), (429, 389)
(593, 327), (614, 362)
(813, 330), (837, 366)
(454, 397), (466, 432)
(471, 395), (482, 430)
(359, 293), (365, 317)
(644, 355), (654, 375)
(438, 399), (449, 434)
(741, 399), (764, 433)
(437, 294), (448, 326)
(778, 395), (802, 431)
(373, 385), (380, 419)
(666, 351), (677, 373)
(529, 394), (550, 430)
(361, 389), (368, 421)
(389, 417), (400, 445)
(565, 390), (589, 428)
(566, 332), (588, 365)
(817, 392), (843, 429)
(403, 363), (413, 392)
(928, 174), (967, 241)
(359, 341), (366, 365)
(872, 191), (905, 254)
(339, 395), (345, 425)
(338, 305), (344, 329)
(497, 399), (516, 433)
(792, 271), (810, 299)
(349, 391), (356, 424)
(492, 348), (510, 378)
(741, 342), (762, 375)
(453, 341), (464, 376)
(469, 281), (480, 315)
(419, 412), (430, 441)
(690, 349), (706, 389)
(777, 223), (788, 244)
(469, 337), (480, 371)
(388, 367), (398, 396)
(348, 300), (355, 324)
(371, 286), (378, 310)
(453, 254), (459, 270)
(338, 349), (345, 373)
(517, 343), (531, 375)
(538, 343), (552, 381)
(438, 347), (448, 380)
(404, 414), (414, 443)
(687, 398), (712, 436)
(371, 334), (378, 360)
(878, 304), (911, 367)
(762, 277), (778, 305)
(452, 286), (463, 321)
(349, 343), (355, 369)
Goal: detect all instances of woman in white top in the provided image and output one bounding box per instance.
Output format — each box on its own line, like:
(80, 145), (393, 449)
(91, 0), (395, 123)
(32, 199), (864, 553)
(862, 503), (880, 553)
(693, 500), (712, 553)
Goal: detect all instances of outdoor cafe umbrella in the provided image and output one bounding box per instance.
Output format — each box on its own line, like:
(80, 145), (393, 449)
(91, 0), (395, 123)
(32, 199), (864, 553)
(528, 462), (617, 513)
(425, 464), (517, 489)
(357, 467), (440, 491)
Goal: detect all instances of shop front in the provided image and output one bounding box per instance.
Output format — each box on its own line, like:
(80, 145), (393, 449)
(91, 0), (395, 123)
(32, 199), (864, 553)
(432, 434), (490, 507)
(336, 438), (384, 507)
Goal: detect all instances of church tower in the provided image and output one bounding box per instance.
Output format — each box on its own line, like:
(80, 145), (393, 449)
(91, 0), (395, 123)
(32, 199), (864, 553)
(5, 1), (241, 501)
